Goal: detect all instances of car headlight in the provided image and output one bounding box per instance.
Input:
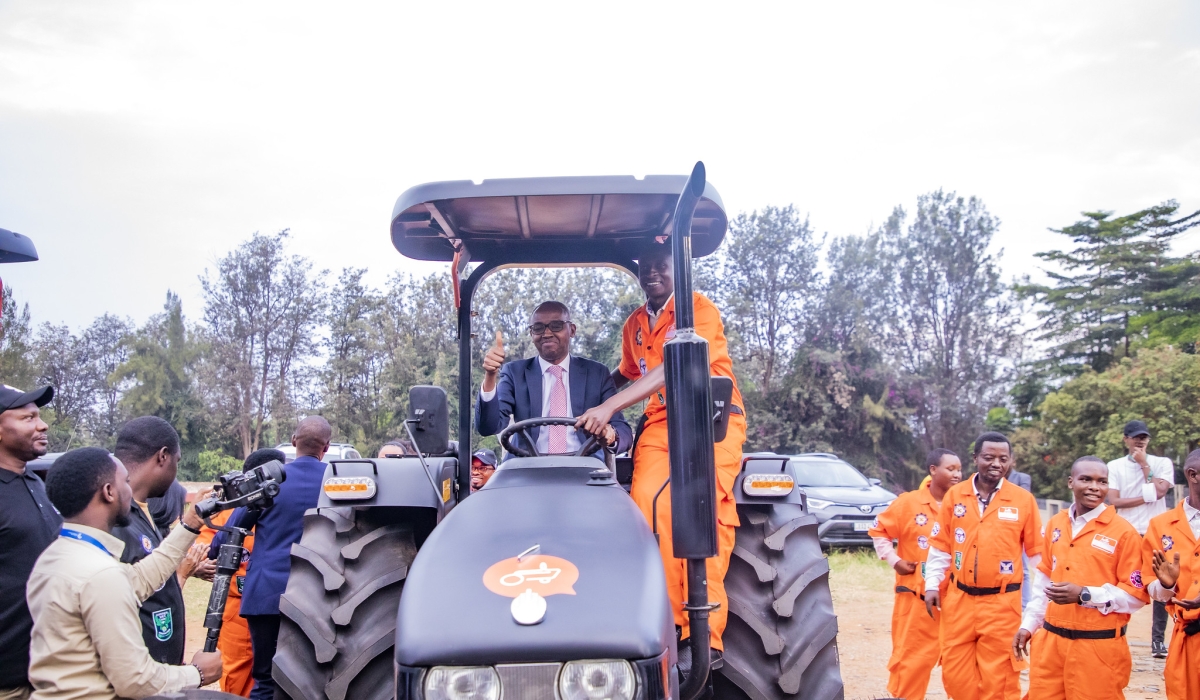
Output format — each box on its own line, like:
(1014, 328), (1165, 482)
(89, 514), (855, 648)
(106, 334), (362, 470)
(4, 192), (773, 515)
(559, 660), (635, 700)
(806, 498), (834, 510)
(424, 666), (500, 700)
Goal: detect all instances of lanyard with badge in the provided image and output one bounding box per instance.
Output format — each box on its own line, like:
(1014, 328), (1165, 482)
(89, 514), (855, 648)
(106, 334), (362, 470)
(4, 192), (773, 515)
(60, 527), (110, 555)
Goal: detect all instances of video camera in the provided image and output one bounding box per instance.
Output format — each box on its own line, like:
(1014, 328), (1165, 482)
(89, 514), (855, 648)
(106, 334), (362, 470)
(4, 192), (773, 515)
(195, 459), (286, 654)
(194, 459), (286, 519)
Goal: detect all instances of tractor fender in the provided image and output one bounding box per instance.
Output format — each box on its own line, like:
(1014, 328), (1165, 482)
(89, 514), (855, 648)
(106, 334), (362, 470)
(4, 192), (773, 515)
(316, 457), (458, 514)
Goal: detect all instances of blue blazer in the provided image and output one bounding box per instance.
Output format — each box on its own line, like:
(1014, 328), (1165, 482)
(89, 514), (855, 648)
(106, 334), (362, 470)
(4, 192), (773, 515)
(211, 455), (327, 617)
(474, 355), (633, 457)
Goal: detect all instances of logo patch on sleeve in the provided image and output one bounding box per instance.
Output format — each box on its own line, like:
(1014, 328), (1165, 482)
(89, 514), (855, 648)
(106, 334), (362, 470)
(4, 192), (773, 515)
(954, 527), (966, 544)
(999, 560), (1014, 575)
(917, 535), (929, 550)
(236, 575), (245, 594)
(1091, 534), (1117, 555)
(152, 609), (173, 641)
(1162, 535), (1174, 551)
(1051, 528), (1061, 543)
(1130, 570), (1144, 589)
(141, 535), (154, 553)
(872, 516), (880, 529)
(915, 513), (928, 527)
(998, 506), (1019, 522)
(954, 551), (963, 570)
(931, 523), (941, 537)
(953, 503), (967, 518)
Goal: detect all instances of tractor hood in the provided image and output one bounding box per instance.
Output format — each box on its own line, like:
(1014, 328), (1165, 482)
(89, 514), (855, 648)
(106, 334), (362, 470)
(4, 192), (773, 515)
(395, 461), (674, 666)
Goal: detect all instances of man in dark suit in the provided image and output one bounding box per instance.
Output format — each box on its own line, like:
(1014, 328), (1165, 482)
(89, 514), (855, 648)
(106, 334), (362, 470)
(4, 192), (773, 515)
(475, 301), (632, 458)
(214, 416), (331, 700)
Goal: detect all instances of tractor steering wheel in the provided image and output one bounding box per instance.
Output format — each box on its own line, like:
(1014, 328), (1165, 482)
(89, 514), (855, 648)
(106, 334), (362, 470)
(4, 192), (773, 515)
(499, 416), (609, 458)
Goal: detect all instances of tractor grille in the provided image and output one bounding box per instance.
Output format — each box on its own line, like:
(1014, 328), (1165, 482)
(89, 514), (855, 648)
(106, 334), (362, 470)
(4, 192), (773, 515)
(495, 662), (561, 700)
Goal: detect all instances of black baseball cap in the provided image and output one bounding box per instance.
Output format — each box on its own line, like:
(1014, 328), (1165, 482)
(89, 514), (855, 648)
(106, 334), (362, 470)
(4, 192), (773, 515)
(1123, 420), (1150, 438)
(472, 449), (498, 468)
(0, 385), (53, 412)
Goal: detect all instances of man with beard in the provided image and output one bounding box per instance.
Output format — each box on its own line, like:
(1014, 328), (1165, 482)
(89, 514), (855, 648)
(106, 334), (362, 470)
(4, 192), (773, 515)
(1014, 456), (1147, 700)
(27, 447), (222, 699)
(0, 385), (57, 700)
(924, 432), (1043, 700)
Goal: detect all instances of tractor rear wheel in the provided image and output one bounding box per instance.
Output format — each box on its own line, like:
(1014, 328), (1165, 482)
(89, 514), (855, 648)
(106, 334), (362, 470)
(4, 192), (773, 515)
(715, 502), (844, 700)
(273, 506), (417, 700)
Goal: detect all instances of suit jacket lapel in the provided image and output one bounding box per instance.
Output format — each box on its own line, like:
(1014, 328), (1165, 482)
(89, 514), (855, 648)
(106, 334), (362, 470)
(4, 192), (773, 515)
(526, 358), (543, 443)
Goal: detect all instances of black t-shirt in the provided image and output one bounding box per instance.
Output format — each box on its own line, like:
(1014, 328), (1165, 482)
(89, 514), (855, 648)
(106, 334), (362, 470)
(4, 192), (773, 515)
(0, 467), (62, 688)
(113, 504), (186, 664)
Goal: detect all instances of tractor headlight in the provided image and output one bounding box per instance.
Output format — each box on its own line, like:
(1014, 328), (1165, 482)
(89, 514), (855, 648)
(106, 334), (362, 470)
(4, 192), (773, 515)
(558, 659), (635, 700)
(806, 498), (834, 510)
(424, 666), (500, 700)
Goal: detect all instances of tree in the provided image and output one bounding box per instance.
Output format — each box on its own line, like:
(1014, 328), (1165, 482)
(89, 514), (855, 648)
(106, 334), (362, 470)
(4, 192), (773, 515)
(1018, 202), (1200, 375)
(114, 292), (206, 452)
(200, 230), (327, 457)
(702, 206), (822, 394)
(32, 324), (91, 450)
(82, 314), (134, 444)
(0, 285), (36, 389)
(322, 268), (388, 449)
(880, 191), (1019, 458)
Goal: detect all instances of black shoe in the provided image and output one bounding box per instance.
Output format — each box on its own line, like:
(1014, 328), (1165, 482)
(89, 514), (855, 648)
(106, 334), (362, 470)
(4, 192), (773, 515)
(1152, 641), (1168, 658)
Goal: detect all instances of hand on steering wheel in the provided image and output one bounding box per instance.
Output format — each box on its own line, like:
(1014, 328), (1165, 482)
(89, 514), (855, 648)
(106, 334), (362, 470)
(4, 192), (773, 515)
(499, 416), (615, 458)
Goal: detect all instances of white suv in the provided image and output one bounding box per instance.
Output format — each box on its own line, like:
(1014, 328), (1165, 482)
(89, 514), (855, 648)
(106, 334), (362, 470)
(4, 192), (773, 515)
(274, 442), (363, 462)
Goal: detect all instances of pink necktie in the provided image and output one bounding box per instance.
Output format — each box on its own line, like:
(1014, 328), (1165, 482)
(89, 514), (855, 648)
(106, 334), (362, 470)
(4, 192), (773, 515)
(546, 365), (569, 454)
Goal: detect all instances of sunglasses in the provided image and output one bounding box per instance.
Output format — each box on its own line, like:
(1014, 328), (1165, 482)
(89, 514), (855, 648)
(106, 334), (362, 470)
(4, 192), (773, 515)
(528, 321), (569, 335)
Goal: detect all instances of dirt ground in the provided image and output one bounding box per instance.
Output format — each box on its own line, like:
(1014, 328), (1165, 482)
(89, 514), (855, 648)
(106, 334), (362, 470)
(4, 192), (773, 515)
(182, 550), (1173, 699)
(828, 549), (1170, 700)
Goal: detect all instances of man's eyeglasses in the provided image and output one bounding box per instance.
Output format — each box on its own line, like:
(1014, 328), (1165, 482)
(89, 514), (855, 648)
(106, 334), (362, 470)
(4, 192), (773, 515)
(528, 321), (568, 336)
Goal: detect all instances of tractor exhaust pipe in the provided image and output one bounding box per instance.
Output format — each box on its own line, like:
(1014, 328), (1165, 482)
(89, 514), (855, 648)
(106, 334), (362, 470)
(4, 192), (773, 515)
(663, 162), (718, 700)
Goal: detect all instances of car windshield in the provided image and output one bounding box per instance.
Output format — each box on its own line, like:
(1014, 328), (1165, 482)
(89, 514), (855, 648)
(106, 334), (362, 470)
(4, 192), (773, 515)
(789, 459), (871, 488)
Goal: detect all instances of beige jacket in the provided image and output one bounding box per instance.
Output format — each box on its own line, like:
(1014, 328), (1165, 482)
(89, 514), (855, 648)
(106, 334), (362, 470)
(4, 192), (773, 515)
(26, 523), (201, 700)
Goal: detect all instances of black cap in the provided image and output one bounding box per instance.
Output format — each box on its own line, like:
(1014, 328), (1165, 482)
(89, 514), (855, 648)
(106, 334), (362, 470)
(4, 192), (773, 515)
(0, 385), (53, 412)
(1123, 420), (1150, 438)
(472, 449), (497, 467)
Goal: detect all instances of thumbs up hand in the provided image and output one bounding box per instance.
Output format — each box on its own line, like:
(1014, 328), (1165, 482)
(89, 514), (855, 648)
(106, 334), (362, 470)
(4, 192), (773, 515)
(482, 330), (506, 393)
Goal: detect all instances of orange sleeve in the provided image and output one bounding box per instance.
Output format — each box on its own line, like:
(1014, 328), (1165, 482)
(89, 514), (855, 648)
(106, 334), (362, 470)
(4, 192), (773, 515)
(194, 509), (230, 548)
(868, 494), (905, 540)
(1117, 528), (1151, 602)
(1037, 514), (1056, 578)
(692, 294), (734, 378)
(1141, 520), (1161, 592)
(618, 313), (641, 382)
(1022, 492), (1043, 558)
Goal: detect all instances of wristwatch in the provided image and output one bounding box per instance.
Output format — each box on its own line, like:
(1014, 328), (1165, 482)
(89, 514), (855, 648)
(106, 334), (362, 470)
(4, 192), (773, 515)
(1078, 588), (1091, 605)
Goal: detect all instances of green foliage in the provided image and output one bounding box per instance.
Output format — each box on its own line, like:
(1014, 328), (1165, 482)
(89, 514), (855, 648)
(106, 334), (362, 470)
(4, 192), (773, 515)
(191, 450), (243, 481)
(1018, 202), (1200, 375)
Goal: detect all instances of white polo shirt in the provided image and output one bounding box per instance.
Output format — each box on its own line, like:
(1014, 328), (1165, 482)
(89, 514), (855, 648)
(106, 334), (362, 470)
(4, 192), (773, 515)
(1106, 453), (1174, 535)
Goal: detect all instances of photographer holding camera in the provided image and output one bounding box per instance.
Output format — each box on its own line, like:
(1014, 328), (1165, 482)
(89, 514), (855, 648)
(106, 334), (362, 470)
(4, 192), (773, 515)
(27, 447), (222, 699)
(212, 416), (331, 700)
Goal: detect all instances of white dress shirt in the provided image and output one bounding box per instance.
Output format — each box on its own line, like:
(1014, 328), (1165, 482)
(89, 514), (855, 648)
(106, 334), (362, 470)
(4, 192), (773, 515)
(924, 476), (1042, 592)
(1148, 500), (1200, 603)
(1107, 454), (1174, 535)
(646, 295), (674, 331)
(481, 355), (580, 454)
(1019, 503), (1146, 632)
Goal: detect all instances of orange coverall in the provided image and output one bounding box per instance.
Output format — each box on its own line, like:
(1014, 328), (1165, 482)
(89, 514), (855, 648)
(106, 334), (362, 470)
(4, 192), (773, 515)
(196, 510), (255, 697)
(1143, 503), (1200, 700)
(1027, 506), (1148, 700)
(930, 478), (1042, 700)
(619, 292), (746, 651)
(869, 484), (946, 700)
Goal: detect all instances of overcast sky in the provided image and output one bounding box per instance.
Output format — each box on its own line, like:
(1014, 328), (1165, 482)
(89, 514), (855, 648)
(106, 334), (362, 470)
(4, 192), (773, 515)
(0, 1), (1197, 330)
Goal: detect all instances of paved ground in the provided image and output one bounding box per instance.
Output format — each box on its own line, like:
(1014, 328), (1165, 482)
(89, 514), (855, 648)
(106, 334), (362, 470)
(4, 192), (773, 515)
(182, 548), (1173, 699)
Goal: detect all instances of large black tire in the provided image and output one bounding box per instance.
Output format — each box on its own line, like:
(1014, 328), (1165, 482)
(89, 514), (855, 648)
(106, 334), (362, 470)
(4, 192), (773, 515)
(273, 506), (417, 700)
(715, 503), (844, 700)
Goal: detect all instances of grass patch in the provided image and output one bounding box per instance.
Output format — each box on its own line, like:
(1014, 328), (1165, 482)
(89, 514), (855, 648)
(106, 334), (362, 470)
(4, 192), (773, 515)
(826, 547), (892, 595)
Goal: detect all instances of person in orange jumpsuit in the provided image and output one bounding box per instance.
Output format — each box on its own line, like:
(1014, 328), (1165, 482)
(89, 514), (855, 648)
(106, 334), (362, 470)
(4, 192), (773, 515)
(1144, 449), (1200, 700)
(869, 448), (962, 700)
(194, 449), (283, 697)
(576, 241), (745, 657)
(1013, 456), (1149, 700)
(923, 432), (1042, 700)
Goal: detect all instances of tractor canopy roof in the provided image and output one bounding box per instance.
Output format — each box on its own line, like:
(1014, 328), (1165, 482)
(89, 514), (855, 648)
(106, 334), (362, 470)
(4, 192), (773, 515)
(390, 174), (727, 266)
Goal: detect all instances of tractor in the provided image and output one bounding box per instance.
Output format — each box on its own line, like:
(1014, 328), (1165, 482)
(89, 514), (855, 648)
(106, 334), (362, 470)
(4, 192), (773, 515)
(271, 164), (844, 700)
